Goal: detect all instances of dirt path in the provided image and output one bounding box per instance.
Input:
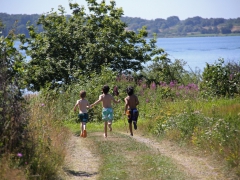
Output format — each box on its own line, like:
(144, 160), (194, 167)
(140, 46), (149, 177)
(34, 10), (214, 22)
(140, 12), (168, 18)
(60, 131), (233, 180)
(60, 135), (100, 180)
(129, 132), (230, 180)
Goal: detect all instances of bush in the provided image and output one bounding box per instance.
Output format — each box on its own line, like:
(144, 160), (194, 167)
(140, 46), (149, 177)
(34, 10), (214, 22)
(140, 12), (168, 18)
(200, 58), (240, 97)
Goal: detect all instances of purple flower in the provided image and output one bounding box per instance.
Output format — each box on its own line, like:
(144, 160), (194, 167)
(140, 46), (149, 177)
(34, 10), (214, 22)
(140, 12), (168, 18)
(150, 82), (156, 90)
(41, 103), (45, 107)
(160, 81), (167, 87)
(17, 153), (23, 157)
(142, 83), (147, 89)
(187, 83), (198, 91)
(178, 85), (184, 90)
(146, 98), (149, 103)
(169, 81), (176, 88)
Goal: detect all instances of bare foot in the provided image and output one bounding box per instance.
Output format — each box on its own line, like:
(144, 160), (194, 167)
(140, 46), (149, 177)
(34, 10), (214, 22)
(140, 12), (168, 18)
(104, 133), (107, 138)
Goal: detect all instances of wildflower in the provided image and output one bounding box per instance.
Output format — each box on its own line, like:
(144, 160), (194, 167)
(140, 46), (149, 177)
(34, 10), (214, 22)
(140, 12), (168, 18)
(142, 83), (147, 89)
(160, 81), (167, 87)
(169, 81), (176, 88)
(41, 103), (45, 107)
(17, 153), (23, 157)
(178, 85), (184, 90)
(150, 82), (156, 90)
(146, 98), (149, 103)
(194, 110), (200, 114)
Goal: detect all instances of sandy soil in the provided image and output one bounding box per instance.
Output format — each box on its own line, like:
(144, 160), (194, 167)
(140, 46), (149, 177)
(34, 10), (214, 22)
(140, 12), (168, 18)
(60, 135), (100, 180)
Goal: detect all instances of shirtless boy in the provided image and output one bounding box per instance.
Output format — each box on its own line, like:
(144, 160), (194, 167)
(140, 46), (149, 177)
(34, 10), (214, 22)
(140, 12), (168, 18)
(74, 90), (90, 138)
(91, 85), (120, 138)
(124, 86), (139, 136)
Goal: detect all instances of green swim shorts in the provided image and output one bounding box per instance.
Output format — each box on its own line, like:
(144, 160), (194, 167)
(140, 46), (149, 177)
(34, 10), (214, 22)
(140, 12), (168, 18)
(102, 108), (113, 121)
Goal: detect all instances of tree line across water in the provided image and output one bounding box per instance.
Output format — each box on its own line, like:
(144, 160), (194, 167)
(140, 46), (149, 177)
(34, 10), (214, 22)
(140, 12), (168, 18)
(1, 12), (240, 38)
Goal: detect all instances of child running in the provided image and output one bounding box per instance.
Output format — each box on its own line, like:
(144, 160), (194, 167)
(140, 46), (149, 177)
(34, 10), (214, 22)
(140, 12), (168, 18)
(90, 85), (120, 138)
(124, 86), (139, 136)
(74, 90), (90, 138)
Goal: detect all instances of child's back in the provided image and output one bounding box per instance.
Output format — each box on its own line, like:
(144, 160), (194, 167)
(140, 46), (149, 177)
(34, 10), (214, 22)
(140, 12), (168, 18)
(91, 85), (120, 138)
(99, 93), (115, 108)
(125, 94), (139, 109)
(77, 99), (89, 113)
(124, 86), (139, 135)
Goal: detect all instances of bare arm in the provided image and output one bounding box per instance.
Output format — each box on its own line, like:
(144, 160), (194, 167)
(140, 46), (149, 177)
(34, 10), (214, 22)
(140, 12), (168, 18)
(91, 95), (103, 107)
(112, 96), (120, 104)
(73, 100), (79, 112)
(86, 101), (90, 109)
(124, 98), (128, 114)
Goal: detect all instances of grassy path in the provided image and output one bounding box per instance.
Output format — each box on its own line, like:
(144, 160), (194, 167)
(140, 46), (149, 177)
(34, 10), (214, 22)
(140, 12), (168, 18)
(59, 124), (233, 180)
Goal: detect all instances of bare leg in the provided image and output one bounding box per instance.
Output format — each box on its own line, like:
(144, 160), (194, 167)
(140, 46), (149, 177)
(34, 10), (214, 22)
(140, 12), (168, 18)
(108, 121), (112, 131)
(129, 123), (133, 136)
(83, 122), (86, 130)
(80, 122), (84, 137)
(104, 121), (108, 138)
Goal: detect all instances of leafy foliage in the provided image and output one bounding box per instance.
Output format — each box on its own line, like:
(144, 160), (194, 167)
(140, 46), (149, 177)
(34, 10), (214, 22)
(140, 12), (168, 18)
(200, 58), (240, 97)
(142, 57), (189, 85)
(18, 0), (164, 91)
(0, 30), (27, 154)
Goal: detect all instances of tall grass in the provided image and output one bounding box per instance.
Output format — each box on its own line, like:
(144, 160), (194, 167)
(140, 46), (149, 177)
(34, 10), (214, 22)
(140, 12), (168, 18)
(25, 94), (70, 179)
(5, 94), (71, 179)
(143, 90), (240, 176)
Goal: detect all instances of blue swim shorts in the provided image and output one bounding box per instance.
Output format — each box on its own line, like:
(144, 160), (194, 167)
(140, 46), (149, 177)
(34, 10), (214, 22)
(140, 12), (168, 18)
(78, 113), (89, 123)
(102, 108), (113, 121)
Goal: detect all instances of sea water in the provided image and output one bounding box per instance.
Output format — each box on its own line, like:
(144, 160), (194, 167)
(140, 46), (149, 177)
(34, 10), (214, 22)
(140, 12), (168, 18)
(156, 36), (240, 71)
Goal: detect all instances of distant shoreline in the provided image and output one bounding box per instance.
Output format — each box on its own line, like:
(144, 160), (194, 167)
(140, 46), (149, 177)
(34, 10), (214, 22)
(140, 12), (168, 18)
(154, 33), (240, 38)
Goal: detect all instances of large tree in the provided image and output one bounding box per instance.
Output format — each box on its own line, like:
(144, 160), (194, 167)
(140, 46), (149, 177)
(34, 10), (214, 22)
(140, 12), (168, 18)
(19, 0), (164, 91)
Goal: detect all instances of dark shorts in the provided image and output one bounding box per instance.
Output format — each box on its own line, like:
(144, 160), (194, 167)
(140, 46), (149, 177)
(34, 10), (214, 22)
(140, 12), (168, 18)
(78, 113), (89, 123)
(127, 108), (138, 123)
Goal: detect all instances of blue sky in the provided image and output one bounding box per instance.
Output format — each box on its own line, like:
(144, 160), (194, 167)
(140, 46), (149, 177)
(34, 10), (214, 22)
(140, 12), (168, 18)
(0, 0), (239, 20)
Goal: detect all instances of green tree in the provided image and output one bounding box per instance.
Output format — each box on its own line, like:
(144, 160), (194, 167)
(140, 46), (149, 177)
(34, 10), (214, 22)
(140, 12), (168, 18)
(221, 26), (231, 34)
(166, 16), (180, 27)
(200, 58), (239, 97)
(141, 52), (188, 85)
(19, 0), (164, 91)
